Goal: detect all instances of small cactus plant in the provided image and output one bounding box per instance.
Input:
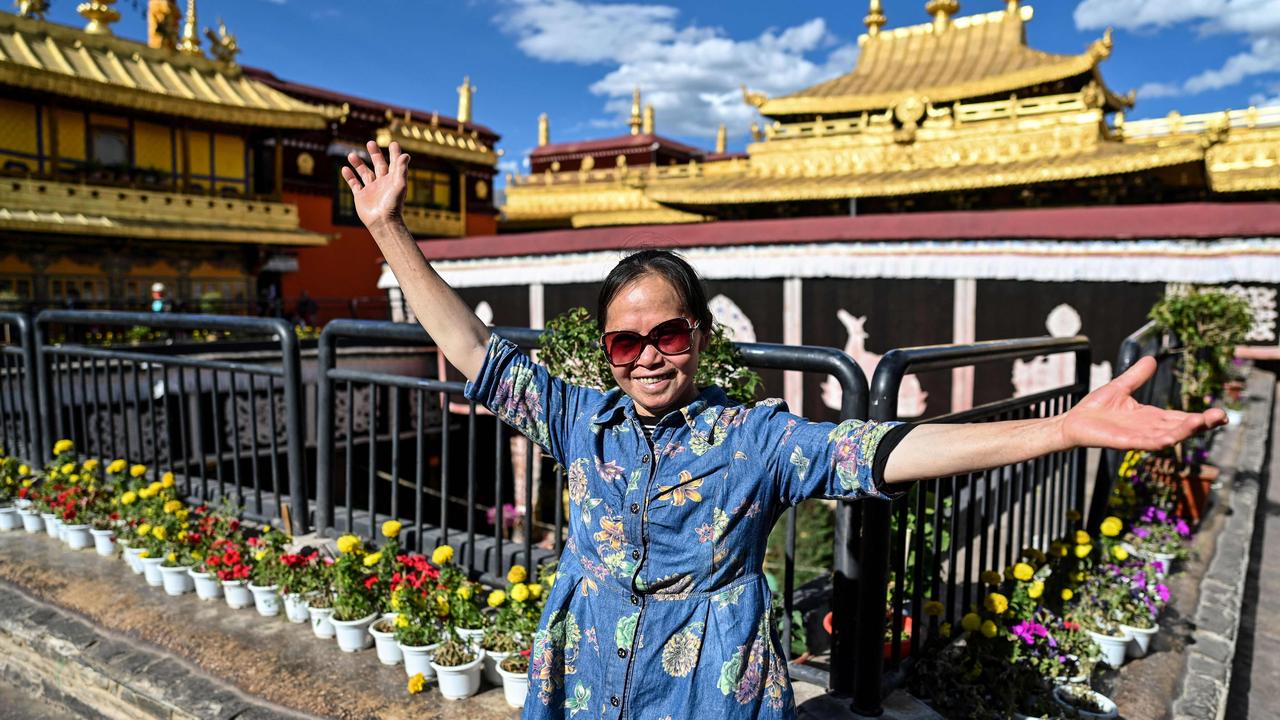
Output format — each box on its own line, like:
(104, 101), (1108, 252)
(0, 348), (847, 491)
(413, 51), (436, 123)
(500, 654), (530, 673)
(482, 628), (520, 653)
(432, 639), (477, 667)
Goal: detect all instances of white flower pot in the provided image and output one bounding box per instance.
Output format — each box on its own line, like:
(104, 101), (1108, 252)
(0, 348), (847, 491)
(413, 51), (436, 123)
(431, 650), (485, 700)
(484, 650), (512, 686)
(41, 513), (59, 539)
(140, 556), (165, 587)
(1122, 622), (1158, 658)
(399, 642), (440, 680)
(331, 613), (375, 652)
(124, 547), (146, 574)
(497, 663), (530, 708)
(282, 593), (310, 624)
(248, 584), (281, 617)
(89, 528), (115, 557)
(1086, 628), (1131, 669)
(455, 626), (485, 648)
(369, 619), (403, 666)
(18, 508), (42, 533)
(62, 524), (92, 550)
(1053, 686), (1118, 719)
(222, 580), (253, 609)
(159, 564), (194, 596)
(190, 570), (223, 600)
(0, 506), (18, 531)
(307, 605), (336, 639)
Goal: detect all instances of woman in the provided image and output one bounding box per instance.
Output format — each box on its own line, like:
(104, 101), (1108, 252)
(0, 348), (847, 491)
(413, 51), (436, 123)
(343, 141), (1224, 718)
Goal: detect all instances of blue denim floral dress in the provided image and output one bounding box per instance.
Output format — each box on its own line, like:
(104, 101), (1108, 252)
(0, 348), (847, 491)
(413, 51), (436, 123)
(464, 335), (904, 719)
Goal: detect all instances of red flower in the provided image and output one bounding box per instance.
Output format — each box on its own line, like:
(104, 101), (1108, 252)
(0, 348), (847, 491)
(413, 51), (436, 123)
(364, 575), (379, 590)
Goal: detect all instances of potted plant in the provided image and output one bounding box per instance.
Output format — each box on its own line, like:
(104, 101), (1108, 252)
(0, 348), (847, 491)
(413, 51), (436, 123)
(1053, 683), (1119, 719)
(394, 548), (450, 678)
(330, 534), (377, 651)
(211, 535), (255, 609)
(0, 454), (31, 532)
(1148, 286), (1251, 414)
(430, 639), (485, 700)
(246, 527), (288, 617)
(279, 550), (323, 624)
(480, 627), (522, 685)
(497, 653), (531, 708)
(368, 520), (408, 663)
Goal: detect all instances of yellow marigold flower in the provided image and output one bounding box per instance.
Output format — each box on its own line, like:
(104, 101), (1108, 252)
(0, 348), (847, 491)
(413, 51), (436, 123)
(1075, 530), (1091, 545)
(138, 550), (150, 559)
(435, 595), (450, 617)
(1028, 581), (1044, 600)
(980, 620), (999, 639)
(390, 589), (403, 611)
(984, 593), (1009, 615)
(363, 552), (382, 567)
(1067, 509), (1083, 522)
(82, 459), (99, 472)
(192, 551), (203, 561)
(1100, 516), (1124, 538)
(381, 520), (402, 538)
(961, 612), (982, 633)
(176, 509), (188, 522)
(1061, 589), (1074, 602)
(1112, 545), (1130, 561)
(53, 439), (75, 455)
(21, 479), (32, 488)
(163, 499), (183, 514)
(510, 583), (530, 603)
(161, 472), (175, 489)
(108, 459), (126, 474)
(923, 600), (945, 617)
(939, 622), (952, 639)
(431, 545), (454, 566)
(407, 673), (425, 695)
(148, 481), (162, 493)
(980, 570), (1002, 586)
(395, 614), (409, 628)
(152, 526), (167, 541)
(336, 535), (361, 554)
(137, 523), (152, 537)
(457, 585), (473, 600)
(167, 552), (177, 563)
(60, 462), (75, 475)
(18, 465), (29, 475)
(69, 474), (80, 483)
(120, 491), (137, 506)
(1013, 563), (1034, 582)
(1074, 544), (1093, 559)
(507, 564), (528, 584)
(130, 464), (147, 478)
(488, 590), (507, 608)
(527, 583), (542, 599)
(256, 550), (267, 561)
(1073, 571), (1086, 583)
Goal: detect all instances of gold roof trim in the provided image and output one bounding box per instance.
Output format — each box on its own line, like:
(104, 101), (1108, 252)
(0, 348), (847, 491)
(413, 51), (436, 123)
(402, 206), (465, 237)
(0, 11), (339, 129)
(376, 119), (497, 167)
(570, 208), (710, 229)
(760, 5), (1118, 117)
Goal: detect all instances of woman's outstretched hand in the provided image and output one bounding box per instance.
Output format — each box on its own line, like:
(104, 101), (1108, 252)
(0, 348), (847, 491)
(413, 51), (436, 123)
(1059, 356), (1229, 452)
(341, 140), (409, 232)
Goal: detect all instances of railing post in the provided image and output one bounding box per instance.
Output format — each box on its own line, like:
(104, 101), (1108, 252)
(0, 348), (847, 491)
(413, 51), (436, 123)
(314, 325), (336, 534)
(10, 314), (44, 462)
(274, 319), (310, 535)
(32, 316), (54, 464)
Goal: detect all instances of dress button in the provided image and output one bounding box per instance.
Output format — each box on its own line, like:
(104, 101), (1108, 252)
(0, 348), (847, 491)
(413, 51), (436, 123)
(641, 454), (650, 464)
(631, 549), (641, 560)
(631, 595), (639, 605)
(630, 502), (640, 514)
(611, 696), (621, 707)
(617, 648), (628, 659)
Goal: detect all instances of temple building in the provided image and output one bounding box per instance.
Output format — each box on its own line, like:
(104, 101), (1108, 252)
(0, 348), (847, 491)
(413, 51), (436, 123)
(0, 0), (498, 315)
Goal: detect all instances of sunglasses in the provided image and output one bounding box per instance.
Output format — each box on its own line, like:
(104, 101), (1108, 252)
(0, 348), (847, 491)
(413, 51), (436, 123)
(600, 317), (700, 367)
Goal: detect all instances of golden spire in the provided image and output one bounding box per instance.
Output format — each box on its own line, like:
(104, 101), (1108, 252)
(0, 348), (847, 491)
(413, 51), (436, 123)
(629, 87), (643, 135)
(715, 124), (727, 154)
(78, 0), (121, 35)
(457, 76), (474, 124)
(642, 103), (655, 135)
(750, 121), (762, 142)
(537, 112), (549, 147)
(1006, 0), (1019, 13)
(864, 0), (886, 37)
(926, 0), (959, 32)
(177, 0), (201, 55)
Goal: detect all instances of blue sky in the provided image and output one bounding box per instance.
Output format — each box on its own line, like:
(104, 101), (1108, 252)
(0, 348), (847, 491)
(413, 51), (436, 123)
(39, 0), (1280, 181)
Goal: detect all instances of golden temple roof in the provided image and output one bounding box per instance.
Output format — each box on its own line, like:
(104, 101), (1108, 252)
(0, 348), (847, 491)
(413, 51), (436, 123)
(0, 11), (339, 129)
(758, 5), (1124, 117)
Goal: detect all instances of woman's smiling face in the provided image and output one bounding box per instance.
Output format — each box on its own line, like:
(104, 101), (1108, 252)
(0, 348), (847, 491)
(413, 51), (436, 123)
(603, 273), (705, 418)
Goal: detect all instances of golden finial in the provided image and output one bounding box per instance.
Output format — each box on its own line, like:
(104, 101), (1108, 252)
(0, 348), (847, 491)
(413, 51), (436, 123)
(204, 18), (239, 65)
(864, 0), (886, 37)
(457, 76), (474, 124)
(629, 87), (643, 135)
(1006, 0), (1018, 13)
(147, 0), (180, 50)
(642, 104), (655, 135)
(925, 0), (959, 32)
(177, 0), (201, 55)
(750, 121), (762, 142)
(78, 0), (121, 35)
(18, 0), (50, 21)
(537, 112), (549, 147)
(1089, 27), (1114, 60)
(715, 124), (727, 154)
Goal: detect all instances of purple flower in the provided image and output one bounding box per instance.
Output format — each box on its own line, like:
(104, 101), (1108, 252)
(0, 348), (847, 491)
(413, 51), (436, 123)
(1175, 519), (1191, 537)
(1156, 584), (1170, 603)
(1134, 572), (1147, 587)
(1134, 527), (1151, 539)
(1152, 560), (1165, 574)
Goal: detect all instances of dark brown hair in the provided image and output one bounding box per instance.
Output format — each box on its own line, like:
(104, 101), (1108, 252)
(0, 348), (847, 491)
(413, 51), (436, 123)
(597, 249), (713, 331)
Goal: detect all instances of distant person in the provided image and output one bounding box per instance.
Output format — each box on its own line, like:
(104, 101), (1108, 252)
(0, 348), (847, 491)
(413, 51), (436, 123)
(150, 282), (170, 313)
(296, 290), (318, 327)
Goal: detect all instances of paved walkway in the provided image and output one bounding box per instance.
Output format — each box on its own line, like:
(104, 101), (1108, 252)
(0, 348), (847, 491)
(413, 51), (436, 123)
(0, 676), (77, 719)
(1226, 382), (1280, 719)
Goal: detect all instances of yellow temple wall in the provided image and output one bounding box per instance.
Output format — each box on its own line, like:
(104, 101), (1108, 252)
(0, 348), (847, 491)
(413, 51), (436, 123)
(0, 98), (39, 170)
(134, 121), (173, 174)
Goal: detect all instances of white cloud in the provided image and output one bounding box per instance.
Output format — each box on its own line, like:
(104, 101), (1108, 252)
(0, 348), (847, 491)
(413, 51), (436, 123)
(1075, 0), (1280, 100)
(495, 0), (858, 141)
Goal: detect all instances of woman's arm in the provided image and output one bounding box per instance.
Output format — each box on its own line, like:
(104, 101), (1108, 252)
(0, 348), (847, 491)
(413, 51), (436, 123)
(882, 356), (1229, 484)
(342, 141), (490, 381)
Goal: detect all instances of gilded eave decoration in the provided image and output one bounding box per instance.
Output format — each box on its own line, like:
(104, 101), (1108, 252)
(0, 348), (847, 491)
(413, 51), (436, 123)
(377, 116), (498, 167)
(0, 11), (340, 129)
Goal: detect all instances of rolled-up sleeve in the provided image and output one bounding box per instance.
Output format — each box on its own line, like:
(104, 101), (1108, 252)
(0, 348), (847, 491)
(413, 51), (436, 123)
(463, 334), (601, 467)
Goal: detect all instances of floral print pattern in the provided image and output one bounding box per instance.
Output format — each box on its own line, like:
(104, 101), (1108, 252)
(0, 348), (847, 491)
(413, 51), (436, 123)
(464, 335), (902, 719)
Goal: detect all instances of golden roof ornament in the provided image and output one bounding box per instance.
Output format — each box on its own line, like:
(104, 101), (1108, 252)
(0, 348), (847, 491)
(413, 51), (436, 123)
(16, 0), (50, 20)
(715, 124), (727, 154)
(177, 0), (201, 55)
(750, 121), (762, 142)
(204, 18), (239, 65)
(78, 0), (121, 35)
(629, 87), (643, 135)
(1006, 0), (1019, 13)
(926, 0), (959, 33)
(740, 84), (768, 109)
(864, 0), (886, 37)
(147, 0), (180, 50)
(642, 103), (655, 135)
(537, 112), (549, 147)
(1088, 27), (1114, 61)
(457, 76), (474, 124)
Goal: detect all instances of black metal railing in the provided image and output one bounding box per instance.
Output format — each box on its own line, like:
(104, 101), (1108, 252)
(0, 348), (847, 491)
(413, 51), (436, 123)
(853, 336), (1092, 714)
(0, 312), (42, 461)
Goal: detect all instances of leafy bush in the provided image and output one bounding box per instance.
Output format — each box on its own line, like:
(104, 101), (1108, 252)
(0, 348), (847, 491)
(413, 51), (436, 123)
(1149, 286), (1251, 412)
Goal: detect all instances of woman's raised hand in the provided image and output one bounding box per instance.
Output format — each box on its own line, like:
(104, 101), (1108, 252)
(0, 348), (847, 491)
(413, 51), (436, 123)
(341, 140), (409, 232)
